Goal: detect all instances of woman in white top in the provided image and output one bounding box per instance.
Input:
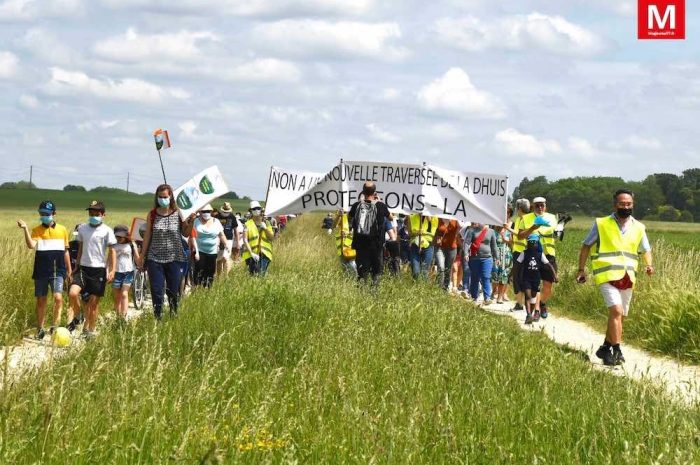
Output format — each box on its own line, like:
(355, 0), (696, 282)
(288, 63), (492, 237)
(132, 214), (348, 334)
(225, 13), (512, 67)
(192, 204), (228, 288)
(112, 225), (139, 320)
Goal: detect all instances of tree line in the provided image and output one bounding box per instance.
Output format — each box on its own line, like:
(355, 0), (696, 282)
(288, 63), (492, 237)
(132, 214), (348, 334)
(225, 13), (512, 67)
(513, 169), (700, 222)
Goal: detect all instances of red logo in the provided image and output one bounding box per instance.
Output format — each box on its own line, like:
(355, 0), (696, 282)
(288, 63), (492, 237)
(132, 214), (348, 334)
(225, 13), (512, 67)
(638, 0), (685, 39)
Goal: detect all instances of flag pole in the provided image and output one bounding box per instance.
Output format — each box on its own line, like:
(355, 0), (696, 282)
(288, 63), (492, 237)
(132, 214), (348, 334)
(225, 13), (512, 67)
(157, 149), (167, 184)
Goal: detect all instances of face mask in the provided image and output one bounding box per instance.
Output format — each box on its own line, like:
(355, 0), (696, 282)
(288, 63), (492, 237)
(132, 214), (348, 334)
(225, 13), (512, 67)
(200, 213), (211, 220)
(89, 216), (103, 226)
(251, 209), (262, 217)
(616, 208), (633, 218)
(158, 197), (170, 208)
(40, 215), (53, 225)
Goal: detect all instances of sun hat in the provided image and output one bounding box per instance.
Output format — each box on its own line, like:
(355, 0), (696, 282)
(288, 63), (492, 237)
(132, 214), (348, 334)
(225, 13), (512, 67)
(200, 203), (213, 212)
(219, 202), (232, 213)
(249, 200), (262, 210)
(114, 224), (129, 238)
(532, 196), (546, 204)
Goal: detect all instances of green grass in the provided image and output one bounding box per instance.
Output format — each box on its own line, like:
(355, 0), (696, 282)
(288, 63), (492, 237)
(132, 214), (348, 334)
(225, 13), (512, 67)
(1, 214), (700, 464)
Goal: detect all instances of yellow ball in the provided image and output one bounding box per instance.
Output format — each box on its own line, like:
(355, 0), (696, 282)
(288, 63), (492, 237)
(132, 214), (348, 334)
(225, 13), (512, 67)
(52, 327), (72, 347)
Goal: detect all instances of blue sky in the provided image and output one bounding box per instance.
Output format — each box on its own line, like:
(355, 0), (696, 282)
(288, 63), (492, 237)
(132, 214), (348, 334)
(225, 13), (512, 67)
(0, 0), (698, 198)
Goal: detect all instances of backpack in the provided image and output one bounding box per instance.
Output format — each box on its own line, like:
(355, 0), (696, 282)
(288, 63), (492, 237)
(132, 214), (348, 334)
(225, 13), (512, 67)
(353, 201), (378, 237)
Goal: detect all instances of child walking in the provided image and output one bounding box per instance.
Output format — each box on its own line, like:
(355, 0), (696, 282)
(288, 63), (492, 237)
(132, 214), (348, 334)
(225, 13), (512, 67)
(112, 225), (139, 320)
(517, 234), (558, 325)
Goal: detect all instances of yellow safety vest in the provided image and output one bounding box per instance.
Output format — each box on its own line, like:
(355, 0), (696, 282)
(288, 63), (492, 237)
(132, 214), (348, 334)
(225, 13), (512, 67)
(409, 215), (438, 250)
(521, 212), (558, 257)
(334, 214), (355, 259)
(242, 219), (273, 261)
(591, 216), (645, 286)
(512, 216), (526, 253)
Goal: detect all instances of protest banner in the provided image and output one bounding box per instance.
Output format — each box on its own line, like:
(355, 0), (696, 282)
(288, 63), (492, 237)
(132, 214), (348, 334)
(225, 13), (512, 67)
(173, 165), (229, 219)
(129, 217), (147, 241)
(264, 161), (508, 225)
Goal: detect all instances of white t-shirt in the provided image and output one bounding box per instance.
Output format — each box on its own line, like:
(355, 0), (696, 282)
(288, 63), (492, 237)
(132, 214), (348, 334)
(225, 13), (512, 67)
(78, 223), (117, 268)
(113, 242), (135, 273)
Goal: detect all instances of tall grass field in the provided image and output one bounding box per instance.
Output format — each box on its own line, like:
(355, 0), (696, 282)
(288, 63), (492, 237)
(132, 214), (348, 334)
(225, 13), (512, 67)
(1, 213), (700, 463)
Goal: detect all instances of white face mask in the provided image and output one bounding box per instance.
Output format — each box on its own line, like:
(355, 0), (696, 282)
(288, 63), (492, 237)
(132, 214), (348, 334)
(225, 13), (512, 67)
(200, 213), (212, 221)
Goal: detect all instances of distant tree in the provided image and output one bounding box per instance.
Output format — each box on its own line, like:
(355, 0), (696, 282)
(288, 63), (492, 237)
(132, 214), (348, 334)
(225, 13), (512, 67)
(679, 210), (694, 223)
(220, 191), (240, 200)
(63, 184), (86, 192)
(242, 195), (251, 201)
(657, 205), (681, 222)
(0, 180), (36, 189)
(90, 186), (128, 194)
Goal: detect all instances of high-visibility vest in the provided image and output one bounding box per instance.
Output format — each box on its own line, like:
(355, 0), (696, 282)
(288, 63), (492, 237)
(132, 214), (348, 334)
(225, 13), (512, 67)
(409, 215), (438, 250)
(334, 214), (355, 257)
(242, 219), (273, 261)
(591, 216), (645, 286)
(521, 212), (558, 257)
(512, 216), (526, 253)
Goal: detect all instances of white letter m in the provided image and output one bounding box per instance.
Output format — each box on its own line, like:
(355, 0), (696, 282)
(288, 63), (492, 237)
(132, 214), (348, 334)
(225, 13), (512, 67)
(648, 4), (676, 29)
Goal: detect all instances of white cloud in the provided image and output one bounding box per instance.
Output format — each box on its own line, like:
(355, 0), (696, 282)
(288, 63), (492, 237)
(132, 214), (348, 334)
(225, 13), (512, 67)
(93, 28), (218, 63)
(224, 58), (301, 83)
(253, 20), (408, 61)
(44, 67), (190, 104)
(435, 13), (606, 56)
(428, 123), (462, 141)
(366, 123), (400, 143)
(0, 0), (83, 20)
(610, 135), (663, 151)
(179, 120), (198, 138)
(493, 128), (561, 158)
(19, 94), (39, 108)
(418, 68), (506, 119)
(99, 0), (374, 17)
(0, 51), (18, 78)
(19, 28), (80, 65)
(567, 136), (599, 158)
(378, 88), (400, 101)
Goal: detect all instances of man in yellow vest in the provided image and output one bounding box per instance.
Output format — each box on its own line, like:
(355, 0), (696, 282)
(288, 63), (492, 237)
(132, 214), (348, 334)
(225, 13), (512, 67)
(242, 200), (275, 276)
(333, 209), (357, 276)
(517, 196), (558, 318)
(406, 213), (438, 279)
(505, 198), (530, 311)
(576, 189), (653, 366)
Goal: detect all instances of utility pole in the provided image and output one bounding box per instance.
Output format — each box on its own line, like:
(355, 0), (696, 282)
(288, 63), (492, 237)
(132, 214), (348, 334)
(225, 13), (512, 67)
(29, 165), (33, 186)
(127, 172), (130, 193)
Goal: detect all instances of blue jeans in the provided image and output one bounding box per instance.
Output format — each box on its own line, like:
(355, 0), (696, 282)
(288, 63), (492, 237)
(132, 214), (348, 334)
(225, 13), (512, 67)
(469, 257), (493, 301)
(246, 256), (271, 276)
(410, 244), (434, 279)
(146, 260), (182, 318)
(462, 256), (470, 290)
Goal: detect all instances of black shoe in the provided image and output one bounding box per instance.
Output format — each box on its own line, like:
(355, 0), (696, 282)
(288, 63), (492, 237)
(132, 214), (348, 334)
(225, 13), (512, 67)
(596, 345), (615, 366)
(513, 303), (524, 311)
(613, 348), (625, 365)
(49, 326), (56, 335)
(540, 302), (548, 319)
(66, 315), (83, 333)
(35, 328), (46, 340)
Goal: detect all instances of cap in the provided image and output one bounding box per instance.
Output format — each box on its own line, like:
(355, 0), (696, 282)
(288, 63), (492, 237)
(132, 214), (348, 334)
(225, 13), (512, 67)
(114, 224), (129, 238)
(38, 200), (56, 213)
(200, 203), (213, 212)
(527, 234), (540, 242)
(532, 196), (546, 204)
(249, 200), (262, 210)
(219, 202), (232, 213)
(86, 200), (105, 212)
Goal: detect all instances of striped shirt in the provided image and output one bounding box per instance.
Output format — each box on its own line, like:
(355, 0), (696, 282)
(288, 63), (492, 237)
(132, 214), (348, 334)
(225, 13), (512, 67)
(31, 223), (69, 279)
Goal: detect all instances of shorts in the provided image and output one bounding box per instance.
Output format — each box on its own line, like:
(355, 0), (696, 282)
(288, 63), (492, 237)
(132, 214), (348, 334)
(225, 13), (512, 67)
(112, 271), (135, 288)
(540, 255), (557, 282)
(599, 283), (633, 316)
(72, 266), (107, 297)
(217, 247), (231, 261)
(34, 276), (64, 297)
(521, 278), (540, 293)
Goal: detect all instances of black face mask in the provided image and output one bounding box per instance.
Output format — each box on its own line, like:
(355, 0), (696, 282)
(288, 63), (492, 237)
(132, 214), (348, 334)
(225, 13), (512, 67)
(616, 208), (633, 218)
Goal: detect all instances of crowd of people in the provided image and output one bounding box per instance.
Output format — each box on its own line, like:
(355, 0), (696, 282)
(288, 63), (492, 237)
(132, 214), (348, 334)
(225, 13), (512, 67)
(17, 184), (288, 340)
(17, 181), (652, 368)
(335, 182), (653, 366)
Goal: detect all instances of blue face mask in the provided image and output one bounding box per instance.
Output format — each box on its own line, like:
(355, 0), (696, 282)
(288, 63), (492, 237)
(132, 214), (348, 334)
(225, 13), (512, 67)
(89, 216), (103, 226)
(40, 215), (53, 225)
(158, 197), (170, 208)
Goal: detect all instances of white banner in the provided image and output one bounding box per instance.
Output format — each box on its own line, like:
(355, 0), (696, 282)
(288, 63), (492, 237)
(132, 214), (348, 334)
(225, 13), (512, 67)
(264, 161), (508, 225)
(174, 165), (229, 219)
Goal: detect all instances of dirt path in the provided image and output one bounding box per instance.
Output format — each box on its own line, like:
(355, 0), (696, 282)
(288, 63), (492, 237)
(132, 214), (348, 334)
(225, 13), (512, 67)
(474, 298), (700, 404)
